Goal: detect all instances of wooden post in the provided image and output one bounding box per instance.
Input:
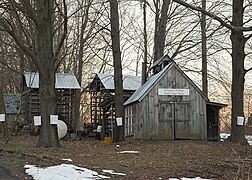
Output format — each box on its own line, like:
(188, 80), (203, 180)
(1, 122), (5, 138)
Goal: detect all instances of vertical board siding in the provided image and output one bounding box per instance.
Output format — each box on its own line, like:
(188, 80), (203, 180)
(129, 64), (207, 140)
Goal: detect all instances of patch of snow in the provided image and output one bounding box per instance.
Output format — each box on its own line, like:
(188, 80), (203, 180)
(24, 164), (110, 180)
(117, 151), (139, 154)
(245, 135), (252, 146)
(61, 158), (72, 162)
(220, 133), (252, 146)
(169, 178), (210, 180)
(220, 133), (230, 141)
(102, 169), (126, 176)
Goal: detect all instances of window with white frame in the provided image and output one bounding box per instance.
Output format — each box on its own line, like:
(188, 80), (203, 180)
(125, 106), (134, 136)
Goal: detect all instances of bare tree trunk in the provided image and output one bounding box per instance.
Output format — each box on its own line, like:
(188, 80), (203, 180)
(110, 0), (124, 142)
(74, 0), (93, 134)
(142, 0), (148, 84)
(0, 85), (5, 114)
(153, 0), (170, 62)
(201, 0), (208, 96)
(38, 74), (60, 147)
(172, 0), (248, 145)
(229, 0), (247, 144)
(0, 86), (6, 138)
(36, 0), (60, 147)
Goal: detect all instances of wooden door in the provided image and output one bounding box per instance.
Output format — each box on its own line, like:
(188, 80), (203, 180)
(158, 102), (174, 139)
(174, 102), (191, 139)
(159, 102), (191, 139)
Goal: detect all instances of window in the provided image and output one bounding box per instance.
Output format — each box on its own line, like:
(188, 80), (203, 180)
(125, 106), (134, 136)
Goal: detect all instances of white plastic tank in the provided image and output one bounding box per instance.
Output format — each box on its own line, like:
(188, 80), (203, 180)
(57, 120), (68, 139)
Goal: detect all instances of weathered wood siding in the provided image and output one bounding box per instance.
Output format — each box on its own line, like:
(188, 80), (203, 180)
(133, 65), (207, 140)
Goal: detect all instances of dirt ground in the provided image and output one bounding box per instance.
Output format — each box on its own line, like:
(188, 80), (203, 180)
(0, 135), (251, 180)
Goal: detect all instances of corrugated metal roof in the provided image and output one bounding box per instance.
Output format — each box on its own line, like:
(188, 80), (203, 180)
(24, 72), (81, 89)
(3, 94), (21, 114)
(124, 63), (172, 106)
(97, 73), (141, 91)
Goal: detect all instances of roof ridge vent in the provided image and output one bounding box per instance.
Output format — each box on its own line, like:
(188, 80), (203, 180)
(149, 55), (174, 74)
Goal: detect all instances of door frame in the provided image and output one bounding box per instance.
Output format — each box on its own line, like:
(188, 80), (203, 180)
(159, 101), (191, 139)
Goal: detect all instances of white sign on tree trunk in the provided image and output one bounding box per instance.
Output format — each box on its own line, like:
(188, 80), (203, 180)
(237, 116), (244, 126)
(116, 117), (122, 126)
(50, 115), (58, 125)
(158, 88), (190, 96)
(0, 114), (5, 122)
(34, 116), (42, 126)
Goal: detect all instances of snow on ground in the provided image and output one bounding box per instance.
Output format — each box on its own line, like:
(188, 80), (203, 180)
(61, 158), (72, 162)
(117, 150), (140, 154)
(169, 178), (210, 180)
(24, 163), (210, 180)
(220, 133), (252, 145)
(25, 134), (252, 180)
(102, 169), (126, 176)
(24, 164), (110, 180)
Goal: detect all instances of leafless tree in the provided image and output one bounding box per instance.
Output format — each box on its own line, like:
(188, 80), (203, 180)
(173, 0), (252, 144)
(201, 0), (207, 96)
(110, 0), (124, 142)
(0, 0), (67, 147)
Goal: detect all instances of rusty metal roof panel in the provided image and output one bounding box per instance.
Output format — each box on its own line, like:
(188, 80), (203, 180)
(24, 72), (81, 89)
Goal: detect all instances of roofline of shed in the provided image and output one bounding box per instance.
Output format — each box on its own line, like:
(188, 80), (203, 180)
(124, 60), (211, 106)
(140, 62), (209, 102)
(138, 63), (173, 102)
(207, 101), (228, 108)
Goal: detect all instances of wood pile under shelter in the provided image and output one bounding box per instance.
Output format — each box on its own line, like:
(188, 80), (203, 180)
(85, 73), (141, 138)
(21, 72), (81, 132)
(124, 55), (226, 141)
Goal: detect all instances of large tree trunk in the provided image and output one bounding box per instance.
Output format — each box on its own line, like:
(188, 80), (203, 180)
(36, 0), (60, 147)
(110, 0), (124, 142)
(229, 0), (247, 144)
(153, 0), (170, 62)
(0, 87), (6, 138)
(74, 1), (92, 135)
(38, 74), (60, 147)
(142, 0), (148, 84)
(0, 87), (5, 114)
(201, 0), (208, 96)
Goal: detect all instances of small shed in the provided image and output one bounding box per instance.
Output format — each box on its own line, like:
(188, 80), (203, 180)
(3, 94), (21, 129)
(85, 73), (141, 137)
(21, 72), (81, 131)
(124, 55), (226, 140)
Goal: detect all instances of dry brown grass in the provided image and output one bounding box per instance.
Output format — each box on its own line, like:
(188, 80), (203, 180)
(0, 135), (251, 179)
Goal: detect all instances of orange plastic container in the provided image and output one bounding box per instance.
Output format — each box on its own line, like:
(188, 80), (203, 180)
(104, 137), (111, 145)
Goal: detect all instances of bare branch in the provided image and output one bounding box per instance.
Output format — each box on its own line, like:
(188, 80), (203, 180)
(0, 17), (37, 65)
(52, 0), (67, 69)
(173, 0), (252, 31)
(19, 0), (39, 26)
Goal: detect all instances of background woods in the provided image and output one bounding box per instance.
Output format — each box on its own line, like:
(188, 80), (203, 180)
(0, 0), (252, 145)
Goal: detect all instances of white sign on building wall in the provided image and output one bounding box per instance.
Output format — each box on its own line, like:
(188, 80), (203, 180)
(158, 88), (190, 96)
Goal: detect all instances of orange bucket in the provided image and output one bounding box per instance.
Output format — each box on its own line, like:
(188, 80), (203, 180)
(104, 137), (111, 145)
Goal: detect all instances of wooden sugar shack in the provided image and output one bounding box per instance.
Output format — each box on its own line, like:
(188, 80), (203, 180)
(21, 72), (81, 132)
(85, 73), (141, 138)
(124, 55), (226, 141)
